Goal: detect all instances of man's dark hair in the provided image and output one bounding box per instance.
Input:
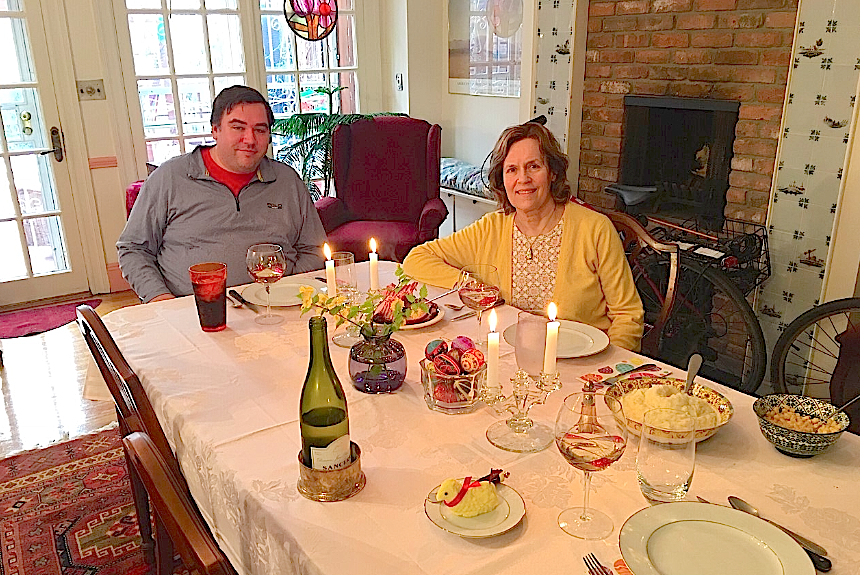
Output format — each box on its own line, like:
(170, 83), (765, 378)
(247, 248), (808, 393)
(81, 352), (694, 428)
(211, 85), (275, 128)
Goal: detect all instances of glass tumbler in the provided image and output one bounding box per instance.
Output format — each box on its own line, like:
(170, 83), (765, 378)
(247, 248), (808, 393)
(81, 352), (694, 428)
(636, 408), (696, 504)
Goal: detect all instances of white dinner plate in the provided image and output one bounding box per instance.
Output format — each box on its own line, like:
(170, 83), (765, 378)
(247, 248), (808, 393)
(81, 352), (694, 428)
(619, 502), (813, 575)
(399, 306), (445, 330)
(424, 483), (525, 538)
(239, 278), (326, 307)
(502, 319), (610, 358)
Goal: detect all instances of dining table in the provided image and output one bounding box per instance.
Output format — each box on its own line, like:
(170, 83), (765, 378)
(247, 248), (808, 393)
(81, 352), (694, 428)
(87, 261), (860, 575)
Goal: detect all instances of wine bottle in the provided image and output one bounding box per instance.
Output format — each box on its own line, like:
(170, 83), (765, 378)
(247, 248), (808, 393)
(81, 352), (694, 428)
(300, 316), (351, 470)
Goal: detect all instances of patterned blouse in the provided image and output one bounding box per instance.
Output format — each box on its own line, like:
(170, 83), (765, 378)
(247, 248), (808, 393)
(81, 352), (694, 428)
(510, 218), (564, 313)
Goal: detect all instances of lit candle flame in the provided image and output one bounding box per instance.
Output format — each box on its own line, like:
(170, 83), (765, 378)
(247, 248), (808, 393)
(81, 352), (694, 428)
(323, 243), (332, 260)
(369, 238), (377, 253)
(489, 309), (498, 332)
(548, 302), (557, 322)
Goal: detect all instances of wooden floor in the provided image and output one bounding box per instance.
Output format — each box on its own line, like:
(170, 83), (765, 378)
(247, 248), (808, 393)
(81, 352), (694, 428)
(0, 291), (140, 458)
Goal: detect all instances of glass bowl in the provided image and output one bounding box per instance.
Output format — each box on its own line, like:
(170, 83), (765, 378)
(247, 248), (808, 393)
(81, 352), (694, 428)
(420, 359), (486, 415)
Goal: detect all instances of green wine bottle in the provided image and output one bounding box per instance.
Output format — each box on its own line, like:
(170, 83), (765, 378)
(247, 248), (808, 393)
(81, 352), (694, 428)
(301, 316), (351, 470)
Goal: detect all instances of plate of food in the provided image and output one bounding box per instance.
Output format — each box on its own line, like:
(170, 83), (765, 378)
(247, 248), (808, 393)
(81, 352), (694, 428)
(605, 376), (733, 442)
(424, 471), (525, 538)
(372, 282), (443, 330)
(619, 502), (813, 575)
(502, 319), (609, 358)
(240, 278), (326, 307)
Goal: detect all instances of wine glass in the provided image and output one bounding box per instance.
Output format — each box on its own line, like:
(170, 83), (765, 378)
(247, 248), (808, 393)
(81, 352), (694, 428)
(457, 264), (501, 346)
(554, 391), (627, 539)
(331, 251), (362, 348)
(246, 243), (287, 325)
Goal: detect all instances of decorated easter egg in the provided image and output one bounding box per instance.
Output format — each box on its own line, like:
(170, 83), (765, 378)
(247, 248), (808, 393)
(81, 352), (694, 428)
(433, 382), (459, 403)
(433, 353), (461, 375)
(451, 335), (475, 352)
(448, 347), (463, 364)
(460, 348), (485, 373)
(424, 339), (448, 360)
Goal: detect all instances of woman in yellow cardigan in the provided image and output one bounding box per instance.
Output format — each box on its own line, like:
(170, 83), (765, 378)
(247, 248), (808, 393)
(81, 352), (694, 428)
(403, 122), (644, 351)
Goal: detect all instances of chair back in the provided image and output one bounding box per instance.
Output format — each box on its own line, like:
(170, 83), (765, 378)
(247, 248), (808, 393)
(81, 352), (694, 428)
(601, 211), (680, 357)
(123, 432), (237, 575)
(76, 305), (184, 482)
(331, 116), (441, 222)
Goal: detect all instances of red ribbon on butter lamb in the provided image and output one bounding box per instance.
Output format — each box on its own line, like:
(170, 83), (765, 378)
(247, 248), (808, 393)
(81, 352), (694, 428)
(443, 476), (482, 507)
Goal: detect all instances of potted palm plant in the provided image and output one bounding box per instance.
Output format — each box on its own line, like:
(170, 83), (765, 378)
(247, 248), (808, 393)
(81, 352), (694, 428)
(271, 86), (402, 201)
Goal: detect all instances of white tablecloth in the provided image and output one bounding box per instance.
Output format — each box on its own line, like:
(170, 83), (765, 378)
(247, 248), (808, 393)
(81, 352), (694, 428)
(97, 262), (860, 575)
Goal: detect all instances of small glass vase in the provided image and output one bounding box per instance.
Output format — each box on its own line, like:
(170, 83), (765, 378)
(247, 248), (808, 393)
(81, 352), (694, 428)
(349, 328), (407, 393)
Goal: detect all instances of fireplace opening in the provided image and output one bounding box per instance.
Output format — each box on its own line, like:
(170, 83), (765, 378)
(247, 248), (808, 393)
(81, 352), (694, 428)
(618, 96), (740, 230)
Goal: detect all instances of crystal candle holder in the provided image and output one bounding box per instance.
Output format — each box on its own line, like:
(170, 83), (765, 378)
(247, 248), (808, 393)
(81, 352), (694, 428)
(297, 442), (366, 502)
(420, 359), (486, 414)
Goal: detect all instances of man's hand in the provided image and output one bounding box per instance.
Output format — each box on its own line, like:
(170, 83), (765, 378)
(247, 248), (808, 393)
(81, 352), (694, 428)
(148, 293), (175, 303)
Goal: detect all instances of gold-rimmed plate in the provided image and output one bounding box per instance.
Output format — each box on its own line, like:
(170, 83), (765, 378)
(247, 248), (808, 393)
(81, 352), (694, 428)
(619, 502), (813, 575)
(239, 278), (326, 307)
(424, 483), (525, 538)
(502, 320), (609, 358)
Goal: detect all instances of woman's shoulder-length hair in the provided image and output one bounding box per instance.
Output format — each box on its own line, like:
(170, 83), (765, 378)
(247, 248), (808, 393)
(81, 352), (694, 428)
(487, 122), (572, 214)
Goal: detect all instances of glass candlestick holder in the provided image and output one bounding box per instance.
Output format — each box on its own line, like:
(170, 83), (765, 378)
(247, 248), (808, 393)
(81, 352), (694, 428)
(482, 369), (562, 453)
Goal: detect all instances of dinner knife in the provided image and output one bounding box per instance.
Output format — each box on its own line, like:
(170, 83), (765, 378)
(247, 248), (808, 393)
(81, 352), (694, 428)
(228, 289), (260, 314)
(697, 497), (831, 572)
(598, 363), (658, 386)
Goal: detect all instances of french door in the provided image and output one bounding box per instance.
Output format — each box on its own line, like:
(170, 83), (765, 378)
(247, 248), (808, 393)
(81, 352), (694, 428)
(0, 0), (89, 305)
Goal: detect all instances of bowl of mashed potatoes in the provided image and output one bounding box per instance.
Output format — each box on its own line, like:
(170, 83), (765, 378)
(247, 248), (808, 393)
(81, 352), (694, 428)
(605, 377), (734, 442)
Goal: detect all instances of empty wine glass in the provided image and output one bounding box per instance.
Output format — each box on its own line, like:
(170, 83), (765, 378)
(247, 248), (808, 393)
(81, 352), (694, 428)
(554, 391), (628, 539)
(457, 264), (501, 346)
(331, 251), (362, 348)
(246, 243), (286, 325)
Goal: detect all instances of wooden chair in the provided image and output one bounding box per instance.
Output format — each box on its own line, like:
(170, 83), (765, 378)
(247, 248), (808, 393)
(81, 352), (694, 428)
(123, 432), (237, 575)
(76, 304), (189, 565)
(600, 210), (680, 357)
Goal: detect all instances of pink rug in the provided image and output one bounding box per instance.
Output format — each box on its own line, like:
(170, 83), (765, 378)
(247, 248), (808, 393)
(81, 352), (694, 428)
(0, 298), (101, 338)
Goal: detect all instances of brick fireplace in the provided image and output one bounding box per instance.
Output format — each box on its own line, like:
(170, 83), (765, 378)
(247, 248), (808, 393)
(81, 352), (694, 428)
(576, 0), (799, 224)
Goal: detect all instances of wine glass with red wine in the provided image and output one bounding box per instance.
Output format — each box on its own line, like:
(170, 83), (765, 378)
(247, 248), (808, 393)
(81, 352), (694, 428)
(457, 264), (501, 346)
(246, 243), (287, 325)
(554, 391), (627, 540)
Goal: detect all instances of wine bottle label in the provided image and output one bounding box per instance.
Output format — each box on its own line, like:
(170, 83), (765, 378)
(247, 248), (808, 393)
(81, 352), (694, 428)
(310, 435), (351, 470)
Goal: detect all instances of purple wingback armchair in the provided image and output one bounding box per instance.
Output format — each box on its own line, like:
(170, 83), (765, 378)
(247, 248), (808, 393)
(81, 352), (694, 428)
(314, 116), (447, 262)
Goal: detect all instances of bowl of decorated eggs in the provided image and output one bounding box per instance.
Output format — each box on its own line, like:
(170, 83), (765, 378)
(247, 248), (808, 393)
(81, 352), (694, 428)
(420, 336), (487, 415)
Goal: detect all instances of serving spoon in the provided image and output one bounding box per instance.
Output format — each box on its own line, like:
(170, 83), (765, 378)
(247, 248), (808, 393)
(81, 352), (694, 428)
(683, 354), (703, 395)
(832, 391), (860, 417)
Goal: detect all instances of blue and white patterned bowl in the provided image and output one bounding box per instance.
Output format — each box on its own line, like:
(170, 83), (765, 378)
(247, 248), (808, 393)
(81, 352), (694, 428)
(753, 394), (850, 458)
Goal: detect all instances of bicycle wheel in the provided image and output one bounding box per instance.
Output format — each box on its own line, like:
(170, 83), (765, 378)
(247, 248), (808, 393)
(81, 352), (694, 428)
(634, 256), (767, 394)
(771, 298), (860, 401)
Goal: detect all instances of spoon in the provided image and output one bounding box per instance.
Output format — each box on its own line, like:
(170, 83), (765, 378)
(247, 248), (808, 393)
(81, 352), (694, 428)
(832, 391), (860, 417)
(683, 354), (703, 395)
(728, 496), (829, 558)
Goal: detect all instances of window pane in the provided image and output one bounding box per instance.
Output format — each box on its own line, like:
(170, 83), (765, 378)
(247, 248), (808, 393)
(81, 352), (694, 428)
(170, 15), (208, 74)
(128, 14), (169, 75)
(11, 154), (58, 215)
(138, 79), (178, 137)
(0, 1), (23, 10)
(1, 88), (46, 152)
(330, 71), (357, 114)
(299, 73), (327, 113)
(126, 0), (161, 7)
(328, 13), (355, 68)
(0, 220), (26, 281)
(267, 74), (299, 117)
(206, 0), (238, 8)
(147, 139), (180, 164)
(214, 75), (244, 95)
(185, 136), (214, 151)
(208, 14), (244, 73)
(340, 0), (354, 9)
(259, 0), (281, 9)
(262, 14), (296, 71)
(25, 215), (68, 275)
(296, 37), (326, 71)
(0, 160), (16, 219)
(177, 77), (212, 135)
(169, 0), (200, 7)
(0, 18), (34, 83)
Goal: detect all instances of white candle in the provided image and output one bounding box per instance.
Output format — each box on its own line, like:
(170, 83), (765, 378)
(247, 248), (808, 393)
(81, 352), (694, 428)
(369, 238), (379, 291)
(487, 309), (499, 390)
(543, 302), (559, 374)
(323, 243), (337, 297)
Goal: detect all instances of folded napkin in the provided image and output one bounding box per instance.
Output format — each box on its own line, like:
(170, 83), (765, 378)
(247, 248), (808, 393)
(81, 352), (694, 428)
(578, 357), (670, 388)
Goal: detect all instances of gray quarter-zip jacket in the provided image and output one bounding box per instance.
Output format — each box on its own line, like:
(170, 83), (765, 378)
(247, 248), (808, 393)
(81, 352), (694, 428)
(117, 146), (326, 302)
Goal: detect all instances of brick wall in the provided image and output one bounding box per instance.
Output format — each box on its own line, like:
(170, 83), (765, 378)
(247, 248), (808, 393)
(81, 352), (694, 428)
(578, 0), (798, 223)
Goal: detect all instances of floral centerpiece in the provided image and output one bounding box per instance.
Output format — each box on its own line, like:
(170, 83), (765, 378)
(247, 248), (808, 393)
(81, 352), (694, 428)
(299, 267), (434, 393)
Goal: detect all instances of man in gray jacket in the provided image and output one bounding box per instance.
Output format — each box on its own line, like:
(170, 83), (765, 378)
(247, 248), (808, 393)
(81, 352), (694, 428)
(117, 86), (326, 302)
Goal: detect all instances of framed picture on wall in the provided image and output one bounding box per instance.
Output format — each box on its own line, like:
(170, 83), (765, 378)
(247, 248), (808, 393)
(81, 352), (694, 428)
(448, 0), (523, 98)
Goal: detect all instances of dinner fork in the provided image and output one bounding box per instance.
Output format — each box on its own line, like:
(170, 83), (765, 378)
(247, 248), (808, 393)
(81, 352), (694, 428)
(583, 553), (613, 575)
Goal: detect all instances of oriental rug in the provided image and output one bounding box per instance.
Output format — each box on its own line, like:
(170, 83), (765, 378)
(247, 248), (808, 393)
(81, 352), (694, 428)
(0, 428), (150, 575)
(0, 299), (102, 338)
